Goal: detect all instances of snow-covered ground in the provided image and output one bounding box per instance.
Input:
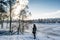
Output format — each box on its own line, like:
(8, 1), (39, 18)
(0, 23), (60, 40)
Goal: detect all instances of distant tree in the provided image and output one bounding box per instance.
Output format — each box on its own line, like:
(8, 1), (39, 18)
(0, 13), (9, 29)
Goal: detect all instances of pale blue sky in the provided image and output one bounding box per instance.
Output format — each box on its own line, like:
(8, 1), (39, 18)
(29, 0), (60, 19)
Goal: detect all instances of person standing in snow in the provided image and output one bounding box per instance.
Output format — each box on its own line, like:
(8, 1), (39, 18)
(32, 24), (37, 39)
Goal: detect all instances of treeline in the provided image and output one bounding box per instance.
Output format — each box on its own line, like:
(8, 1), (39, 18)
(0, 18), (60, 23)
(27, 18), (60, 23)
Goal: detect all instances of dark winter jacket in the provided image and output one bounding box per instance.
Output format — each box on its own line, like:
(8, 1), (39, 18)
(32, 24), (37, 34)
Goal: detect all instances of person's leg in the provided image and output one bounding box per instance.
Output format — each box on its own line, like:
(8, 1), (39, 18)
(34, 34), (36, 39)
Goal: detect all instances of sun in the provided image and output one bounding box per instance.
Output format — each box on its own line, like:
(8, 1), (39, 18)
(11, 0), (29, 20)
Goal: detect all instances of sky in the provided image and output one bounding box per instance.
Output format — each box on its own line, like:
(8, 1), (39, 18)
(29, 0), (60, 19)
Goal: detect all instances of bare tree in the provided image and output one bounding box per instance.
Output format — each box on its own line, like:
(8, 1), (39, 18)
(19, 5), (31, 34)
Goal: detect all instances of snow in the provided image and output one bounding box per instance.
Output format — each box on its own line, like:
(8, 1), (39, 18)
(0, 33), (53, 40)
(0, 23), (60, 40)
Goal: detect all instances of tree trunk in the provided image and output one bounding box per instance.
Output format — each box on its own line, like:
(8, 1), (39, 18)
(1, 21), (3, 29)
(21, 16), (24, 34)
(1, 19), (3, 29)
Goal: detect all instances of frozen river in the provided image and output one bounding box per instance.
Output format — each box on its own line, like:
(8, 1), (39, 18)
(0, 23), (60, 40)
